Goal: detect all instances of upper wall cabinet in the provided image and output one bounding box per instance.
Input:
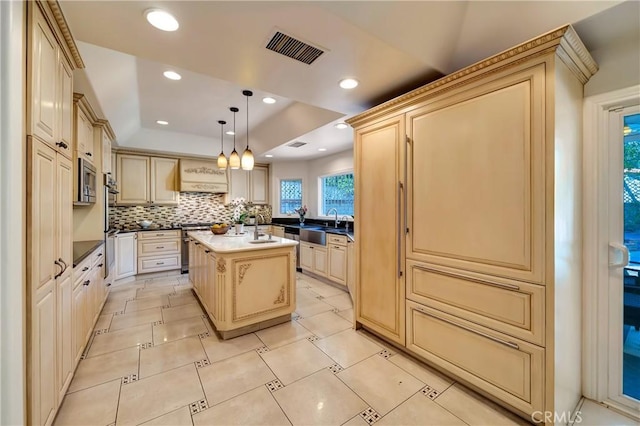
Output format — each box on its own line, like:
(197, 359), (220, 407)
(73, 94), (98, 165)
(28, 2), (83, 160)
(179, 159), (228, 193)
(116, 154), (179, 205)
(229, 165), (269, 204)
(95, 119), (115, 175)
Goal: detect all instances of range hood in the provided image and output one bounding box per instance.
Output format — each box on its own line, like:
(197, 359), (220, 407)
(179, 159), (228, 193)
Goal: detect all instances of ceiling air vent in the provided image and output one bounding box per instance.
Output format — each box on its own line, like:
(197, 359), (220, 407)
(266, 31), (324, 65)
(287, 141), (307, 148)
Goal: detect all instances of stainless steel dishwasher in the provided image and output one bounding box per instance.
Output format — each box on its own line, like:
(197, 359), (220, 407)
(284, 227), (301, 270)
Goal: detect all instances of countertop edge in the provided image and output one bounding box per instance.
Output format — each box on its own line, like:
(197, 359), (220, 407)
(73, 240), (104, 268)
(188, 231), (298, 254)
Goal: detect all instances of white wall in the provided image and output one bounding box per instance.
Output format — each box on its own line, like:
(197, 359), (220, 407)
(0, 1), (25, 424)
(585, 35), (640, 98)
(270, 148), (353, 219)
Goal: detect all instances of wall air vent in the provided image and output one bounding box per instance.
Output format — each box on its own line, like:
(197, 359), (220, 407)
(287, 141), (307, 148)
(266, 31), (325, 65)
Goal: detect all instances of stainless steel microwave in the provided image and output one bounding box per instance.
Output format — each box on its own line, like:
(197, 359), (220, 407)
(77, 158), (97, 204)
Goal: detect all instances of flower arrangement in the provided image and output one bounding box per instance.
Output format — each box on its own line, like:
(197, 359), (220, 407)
(294, 205), (308, 224)
(229, 197), (249, 224)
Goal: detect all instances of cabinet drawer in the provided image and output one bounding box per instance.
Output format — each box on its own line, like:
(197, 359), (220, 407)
(138, 254), (180, 274)
(327, 234), (347, 246)
(138, 239), (180, 256)
(137, 230), (180, 240)
(73, 258), (92, 288)
(406, 262), (544, 345)
(91, 247), (104, 267)
(406, 301), (544, 416)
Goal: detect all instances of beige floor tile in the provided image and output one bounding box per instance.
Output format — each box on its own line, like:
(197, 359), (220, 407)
(136, 286), (176, 299)
(144, 276), (179, 287)
(297, 311), (352, 338)
(140, 336), (207, 378)
(125, 295), (169, 313)
(110, 307), (162, 331)
(200, 332), (263, 363)
(101, 298), (127, 314)
(297, 287), (323, 302)
(54, 379), (120, 425)
(260, 339), (335, 385)
(193, 385), (291, 426)
(435, 384), (548, 426)
(337, 308), (355, 322)
(162, 303), (204, 323)
(342, 414), (370, 425)
(139, 406), (193, 426)
(389, 353), (454, 392)
(323, 293), (353, 310)
(295, 298), (335, 318)
(88, 324), (152, 357)
(106, 288), (139, 302)
(274, 369), (368, 425)
(314, 329), (381, 368)
(117, 364), (205, 426)
(169, 293), (197, 307)
(153, 316), (208, 345)
(255, 320), (313, 349)
(94, 313), (113, 330)
(307, 281), (347, 298)
(338, 355), (425, 415)
(174, 284), (194, 293)
(577, 399), (639, 426)
(198, 350), (275, 405)
(68, 346), (139, 392)
(377, 393), (466, 425)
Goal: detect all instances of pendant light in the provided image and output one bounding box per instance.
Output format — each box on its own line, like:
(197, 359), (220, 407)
(216, 120), (228, 170)
(228, 107), (240, 169)
(241, 90), (255, 171)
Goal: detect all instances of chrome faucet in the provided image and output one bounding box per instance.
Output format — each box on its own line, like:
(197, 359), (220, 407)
(341, 216), (351, 232)
(254, 214), (265, 240)
(326, 208), (340, 228)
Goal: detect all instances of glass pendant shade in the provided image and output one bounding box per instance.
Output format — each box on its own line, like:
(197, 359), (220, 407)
(229, 149), (241, 169)
(217, 120), (227, 170)
(241, 90), (254, 170)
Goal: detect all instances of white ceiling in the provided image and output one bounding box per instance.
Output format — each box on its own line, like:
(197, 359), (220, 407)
(60, 0), (635, 161)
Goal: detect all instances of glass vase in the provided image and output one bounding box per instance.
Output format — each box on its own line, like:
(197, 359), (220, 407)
(299, 215), (305, 226)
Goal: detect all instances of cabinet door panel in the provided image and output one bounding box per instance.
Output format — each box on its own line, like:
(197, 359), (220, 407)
(115, 233), (138, 279)
(407, 66), (544, 283)
(313, 246), (327, 277)
(250, 166), (269, 204)
(355, 115), (405, 344)
(117, 155), (150, 204)
(328, 245), (347, 286)
(57, 59), (73, 159)
(300, 243), (313, 271)
(30, 6), (57, 145)
(150, 157), (179, 204)
(72, 282), (86, 364)
(33, 287), (57, 426)
(57, 155), (73, 276)
(57, 274), (73, 398)
(230, 169), (249, 200)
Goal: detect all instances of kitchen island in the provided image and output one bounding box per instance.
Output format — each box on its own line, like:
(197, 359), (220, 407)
(187, 231), (298, 339)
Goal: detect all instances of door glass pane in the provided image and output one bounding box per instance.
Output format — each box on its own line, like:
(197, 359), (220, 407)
(623, 112), (640, 401)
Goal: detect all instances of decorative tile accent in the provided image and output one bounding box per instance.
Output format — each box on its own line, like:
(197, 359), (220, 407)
(94, 328), (109, 335)
(122, 374), (138, 384)
(306, 335), (319, 342)
(291, 314), (301, 320)
(162, 304), (170, 309)
(153, 320), (164, 326)
(195, 359), (210, 368)
(327, 363), (344, 374)
(377, 349), (393, 359)
(421, 385), (440, 400)
(256, 346), (270, 354)
(198, 332), (210, 339)
(189, 399), (208, 415)
(265, 379), (284, 392)
(360, 407), (382, 424)
(331, 308), (340, 313)
(113, 310), (125, 316)
(315, 295), (325, 300)
(140, 342), (153, 349)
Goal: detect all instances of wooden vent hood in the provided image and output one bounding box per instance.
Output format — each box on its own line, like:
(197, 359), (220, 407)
(179, 159), (228, 193)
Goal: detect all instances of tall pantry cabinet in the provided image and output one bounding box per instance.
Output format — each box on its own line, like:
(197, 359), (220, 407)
(347, 25), (597, 423)
(26, 1), (84, 425)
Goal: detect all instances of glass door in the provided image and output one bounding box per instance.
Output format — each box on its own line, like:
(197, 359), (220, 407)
(609, 106), (640, 412)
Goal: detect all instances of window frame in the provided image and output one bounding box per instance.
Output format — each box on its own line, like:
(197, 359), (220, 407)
(278, 178), (304, 215)
(317, 170), (354, 218)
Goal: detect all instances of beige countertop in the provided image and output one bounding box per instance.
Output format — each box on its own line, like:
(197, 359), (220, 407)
(187, 231), (298, 254)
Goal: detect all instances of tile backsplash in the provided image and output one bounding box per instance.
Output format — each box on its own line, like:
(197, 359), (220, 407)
(109, 192), (272, 229)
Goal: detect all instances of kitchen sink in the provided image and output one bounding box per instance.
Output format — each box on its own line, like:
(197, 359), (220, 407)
(299, 228), (326, 245)
(248, 239), (278, 244)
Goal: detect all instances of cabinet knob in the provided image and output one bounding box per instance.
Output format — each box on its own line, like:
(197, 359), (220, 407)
(55, 141), (68, 149)
(98, 263), (104, 267)
(82, 266), (89, 272)
(83, 280), (90, 286)
(86, 152), (92, 157)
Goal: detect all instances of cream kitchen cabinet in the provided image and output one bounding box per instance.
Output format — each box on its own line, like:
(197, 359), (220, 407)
(272, 226), (285, 238)
(115, 232), (137, 279)
(28, 1), (78, 161)
(116, 154), (179, 205)
(73, 94), (97, 165)
(347, 239), (355, 303)
(96, 119), (115, 176)
(229, 164), (269, 204)
(300, 241), (327, 277)
(347, 26), (597, 422)
(327, 235), (347, 287)
(137, 230), (181, 274)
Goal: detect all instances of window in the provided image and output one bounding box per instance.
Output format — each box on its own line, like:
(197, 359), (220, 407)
(280, 179), (303, 214)
(320, 172), (354, 216)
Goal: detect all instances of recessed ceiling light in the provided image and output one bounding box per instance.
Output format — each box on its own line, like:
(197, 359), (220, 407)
(262, 97), (276, 104)
(163, 70), (181, 80)
(145, 9), (179, 32)
(334, 122), (348, 130)
(339, 78), (358, 89)
(226, 131), (235, 135)
(318, 148), (327, 152)
(156, 120), (169, 125)
(265, 154), (274, 158)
